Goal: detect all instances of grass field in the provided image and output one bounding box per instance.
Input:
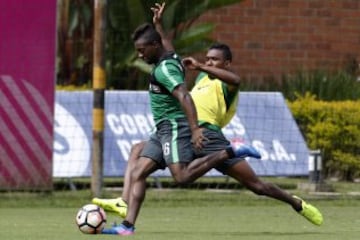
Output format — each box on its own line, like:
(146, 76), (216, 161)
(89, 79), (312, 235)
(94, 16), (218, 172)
(1, 180), (359, 240)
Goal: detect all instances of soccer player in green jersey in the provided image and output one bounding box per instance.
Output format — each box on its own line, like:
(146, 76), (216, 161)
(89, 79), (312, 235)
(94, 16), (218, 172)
(98, 3), (260, 236)
(96, 3), (323, 235)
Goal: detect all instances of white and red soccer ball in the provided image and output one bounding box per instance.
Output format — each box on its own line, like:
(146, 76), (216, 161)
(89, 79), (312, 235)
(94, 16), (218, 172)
(75, 204), (106, 234)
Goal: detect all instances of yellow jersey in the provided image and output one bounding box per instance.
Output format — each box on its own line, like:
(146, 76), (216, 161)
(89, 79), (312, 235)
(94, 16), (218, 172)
(190, 72), (239, 130)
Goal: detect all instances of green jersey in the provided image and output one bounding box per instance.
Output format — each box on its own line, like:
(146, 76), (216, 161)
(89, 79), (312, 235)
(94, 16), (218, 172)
(149, 52), (186, 124)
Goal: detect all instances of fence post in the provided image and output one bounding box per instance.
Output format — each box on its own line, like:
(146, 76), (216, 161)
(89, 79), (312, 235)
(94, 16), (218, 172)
(91, 0), (106, 197)
(308, 149), (322, 183)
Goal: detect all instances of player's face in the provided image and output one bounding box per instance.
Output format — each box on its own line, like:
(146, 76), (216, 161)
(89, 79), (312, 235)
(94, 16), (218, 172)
(205, 49), (229, 69)
(134, 38), (158, 64)
(205, 49), (230, 79)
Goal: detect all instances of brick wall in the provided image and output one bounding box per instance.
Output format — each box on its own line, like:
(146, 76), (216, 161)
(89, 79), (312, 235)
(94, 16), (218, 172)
(197, 0), (360, 82)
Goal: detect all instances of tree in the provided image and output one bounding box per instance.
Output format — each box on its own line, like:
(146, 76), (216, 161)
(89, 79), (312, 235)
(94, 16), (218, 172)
(57, 0), (93, 86)
(57, 0), (243, 89)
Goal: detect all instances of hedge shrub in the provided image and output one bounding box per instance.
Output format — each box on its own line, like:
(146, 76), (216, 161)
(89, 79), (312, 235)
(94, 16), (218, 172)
(288, 93), (360, 180)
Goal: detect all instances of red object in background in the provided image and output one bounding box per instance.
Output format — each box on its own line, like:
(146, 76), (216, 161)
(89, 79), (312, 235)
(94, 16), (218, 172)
(0, 0), (57, 190)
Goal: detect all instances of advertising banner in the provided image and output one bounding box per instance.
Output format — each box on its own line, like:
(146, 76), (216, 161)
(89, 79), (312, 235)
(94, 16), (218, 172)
(0, 1), (57, 189)
(54, 91), (310, 178)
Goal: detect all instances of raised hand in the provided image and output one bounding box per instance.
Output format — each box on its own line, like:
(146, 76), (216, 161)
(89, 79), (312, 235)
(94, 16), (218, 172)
(150, 2), (174, 51)
(151, 2), (165, 26)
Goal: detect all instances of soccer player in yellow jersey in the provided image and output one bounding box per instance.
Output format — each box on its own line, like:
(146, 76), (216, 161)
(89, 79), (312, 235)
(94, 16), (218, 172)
(95, 3), (323, 235)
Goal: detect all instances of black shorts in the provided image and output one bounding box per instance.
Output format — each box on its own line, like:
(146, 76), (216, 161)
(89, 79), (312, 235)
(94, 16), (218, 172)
(140, 118), (194, 169)
(195, 128), (244, 175)
(141, 118), (243, 174)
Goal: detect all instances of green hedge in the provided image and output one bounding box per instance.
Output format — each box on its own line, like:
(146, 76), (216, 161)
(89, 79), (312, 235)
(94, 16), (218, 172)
(288, 93), (360, 181)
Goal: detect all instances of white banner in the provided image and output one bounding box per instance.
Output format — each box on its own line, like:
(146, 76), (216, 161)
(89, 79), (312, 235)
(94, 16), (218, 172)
(53, 91), (310, 177)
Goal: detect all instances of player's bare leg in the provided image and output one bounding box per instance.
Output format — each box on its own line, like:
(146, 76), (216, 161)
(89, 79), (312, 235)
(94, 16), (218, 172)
(102, 157), (158, 235)
(93, 142), (260, 219)
(227, 160), (323, 225)
(125, 157), (158, 224)
(122, 141), (146, 202)
(169, 150), (230, 184)
(92, 142), (145, 218)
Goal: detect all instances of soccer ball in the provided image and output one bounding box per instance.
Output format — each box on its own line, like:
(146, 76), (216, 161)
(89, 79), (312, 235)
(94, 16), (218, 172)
(75, 204), (107, 234)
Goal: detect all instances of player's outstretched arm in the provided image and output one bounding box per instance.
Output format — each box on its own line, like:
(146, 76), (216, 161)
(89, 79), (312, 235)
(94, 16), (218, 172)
(151, 2), (175, 52)
(182, 57), (241, 88)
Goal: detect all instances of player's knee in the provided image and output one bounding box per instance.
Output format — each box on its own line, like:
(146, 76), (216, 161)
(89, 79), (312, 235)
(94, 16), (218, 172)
(129, 168), (141, 182)
(173, 175), (186, 184)
(172, 174), (192, 185)
(130, 164), (146, 181)
(169, 164), (196, 184)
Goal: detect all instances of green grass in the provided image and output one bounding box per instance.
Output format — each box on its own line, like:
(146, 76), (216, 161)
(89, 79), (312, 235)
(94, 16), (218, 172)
(1, 185), (360, 240)
(1, 203), (359, 240)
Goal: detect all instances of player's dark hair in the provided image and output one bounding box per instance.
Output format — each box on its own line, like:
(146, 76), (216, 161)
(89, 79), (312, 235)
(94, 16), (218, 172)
(209, 43), (232, 61)
(131, 23), (161, 45)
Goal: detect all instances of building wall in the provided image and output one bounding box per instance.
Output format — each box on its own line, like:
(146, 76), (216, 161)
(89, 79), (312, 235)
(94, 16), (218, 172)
(198, 0), (360, 82)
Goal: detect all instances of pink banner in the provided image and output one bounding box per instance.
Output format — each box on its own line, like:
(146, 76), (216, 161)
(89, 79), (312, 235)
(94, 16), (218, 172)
(0, 1), (56, 189)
